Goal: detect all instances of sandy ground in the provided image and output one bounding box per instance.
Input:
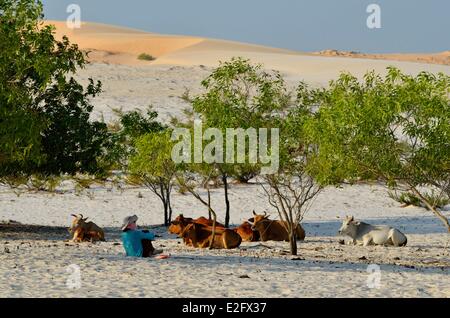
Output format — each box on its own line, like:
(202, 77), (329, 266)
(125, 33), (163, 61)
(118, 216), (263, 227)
(1, 184), (449, 298)
(74, 62), (450, 124)
(0, 21), (449, 298)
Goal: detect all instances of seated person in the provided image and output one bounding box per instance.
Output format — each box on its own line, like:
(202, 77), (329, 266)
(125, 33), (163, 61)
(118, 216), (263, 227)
(121, 215), (162, 257)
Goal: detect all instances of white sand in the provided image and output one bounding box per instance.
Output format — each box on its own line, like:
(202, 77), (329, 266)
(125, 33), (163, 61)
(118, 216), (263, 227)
(1, 184), (449, 298)
(0, 22), (449, 298)
(73, 62), (450, 125)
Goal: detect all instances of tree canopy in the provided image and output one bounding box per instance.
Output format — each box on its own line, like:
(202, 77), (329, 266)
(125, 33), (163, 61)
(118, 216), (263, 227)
(0, 0), (108, 177)
(303, 68), (450, 231)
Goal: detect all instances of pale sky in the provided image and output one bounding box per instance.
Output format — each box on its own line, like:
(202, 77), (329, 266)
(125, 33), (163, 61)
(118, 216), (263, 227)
(42, 0), (450, 53)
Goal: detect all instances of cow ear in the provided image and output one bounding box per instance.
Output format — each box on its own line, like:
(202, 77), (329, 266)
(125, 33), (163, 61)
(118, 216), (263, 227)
(350, 216), (354, 222)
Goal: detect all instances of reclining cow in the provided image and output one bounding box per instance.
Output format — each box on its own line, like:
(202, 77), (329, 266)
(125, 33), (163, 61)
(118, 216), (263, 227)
(233, 220), (260, 242)
(168, 214), (225, 234)
(249, 212), (306, 242)
(180, 223), (242, 249)
(338, 216), (407, 247)
(168, 214), (225, 246)
(69, 214), (105, 242)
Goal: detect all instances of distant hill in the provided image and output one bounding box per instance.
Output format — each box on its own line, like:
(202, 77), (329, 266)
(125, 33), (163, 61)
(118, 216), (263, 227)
(44, 21), (450, 80)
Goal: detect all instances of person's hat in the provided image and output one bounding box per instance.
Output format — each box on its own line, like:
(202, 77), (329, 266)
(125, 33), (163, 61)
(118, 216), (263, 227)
(121, 215), (138, 231)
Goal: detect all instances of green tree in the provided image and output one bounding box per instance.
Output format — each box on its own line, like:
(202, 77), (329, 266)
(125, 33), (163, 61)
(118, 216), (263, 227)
(304, 68), (450, 232)
(129, 130), (177, 226)
(191, 57), (290, 227)
(0, 0), (108, 176)
(175, 162), (221, 248)
(39, 77), (106, 174)
(105, 107), (166, 170)
(261, 90), (322, 255)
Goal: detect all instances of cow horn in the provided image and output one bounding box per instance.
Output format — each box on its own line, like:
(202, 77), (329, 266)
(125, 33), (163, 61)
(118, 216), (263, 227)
(253, 210), (257, 216)
(78, 214), (84, 219)
(70, 214), (77, 218)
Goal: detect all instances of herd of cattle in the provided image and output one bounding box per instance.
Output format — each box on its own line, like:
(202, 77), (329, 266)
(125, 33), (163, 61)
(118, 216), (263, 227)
(168, 212), (306, 249)
(68, 212), (408, 248)
(67, 211), (306, 249)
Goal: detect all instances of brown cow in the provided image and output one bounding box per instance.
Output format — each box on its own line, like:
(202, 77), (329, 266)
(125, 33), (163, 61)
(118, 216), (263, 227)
(168, 214), (225, 246)
(249, 212), (306, 242)
(233, 221), (260, 242)
(69, 214), (105, 242)
(180, 223), (242, 249)
(168, 215), (192, 236)
(169, 214), (225, 234)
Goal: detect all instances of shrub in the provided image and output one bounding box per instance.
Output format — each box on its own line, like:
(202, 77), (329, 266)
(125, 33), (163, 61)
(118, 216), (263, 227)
(138, 53), (156, 61)
(304, 68), (450, 231)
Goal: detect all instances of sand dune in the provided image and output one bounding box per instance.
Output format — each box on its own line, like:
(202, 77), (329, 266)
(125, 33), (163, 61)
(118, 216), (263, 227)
(44, 21), (204, 65)
(52, 21), (448, 124)
(45, 21), (450, 71)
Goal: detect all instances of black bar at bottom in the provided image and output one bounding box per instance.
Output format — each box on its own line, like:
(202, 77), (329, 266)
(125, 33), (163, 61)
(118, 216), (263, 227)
(0, 298), (447, 315)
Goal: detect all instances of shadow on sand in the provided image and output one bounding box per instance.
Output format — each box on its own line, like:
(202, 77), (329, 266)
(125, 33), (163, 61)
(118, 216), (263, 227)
(1, 214), (447, 241)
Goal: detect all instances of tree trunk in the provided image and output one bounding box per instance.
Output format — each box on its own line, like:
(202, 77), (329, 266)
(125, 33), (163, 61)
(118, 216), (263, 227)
(167, 186), (173, 224)
(208, 187), (212, 221)
(411, 187), (450, 233)
(168, 204), (173, 225)
(163, 201), (169, 226)
(160, 183), (168, 226)
(289, 231), (298, 256)
(208, 187), (217, 249)
(223, 173), (230, 228)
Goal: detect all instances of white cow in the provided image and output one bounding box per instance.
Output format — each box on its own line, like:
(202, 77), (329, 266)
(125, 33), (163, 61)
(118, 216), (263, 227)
(338, 216), (408, 247)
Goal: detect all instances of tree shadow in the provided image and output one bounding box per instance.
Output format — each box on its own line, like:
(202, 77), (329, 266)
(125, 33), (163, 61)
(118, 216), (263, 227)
(89, 251), (449, 275)
(1, 214), (447, 241)
(0, 222), (173, 241)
